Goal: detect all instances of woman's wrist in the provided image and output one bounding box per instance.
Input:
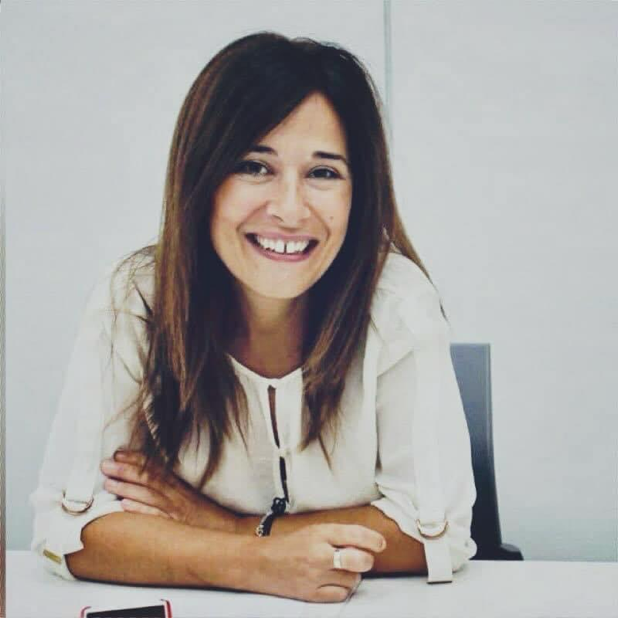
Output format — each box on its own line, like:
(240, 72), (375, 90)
(188, 495), (241, 534)
(188, 527), (270, 592)
(235, 514), (262, 535)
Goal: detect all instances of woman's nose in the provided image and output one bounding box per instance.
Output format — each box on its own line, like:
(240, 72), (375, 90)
(265, 175), (310, 224)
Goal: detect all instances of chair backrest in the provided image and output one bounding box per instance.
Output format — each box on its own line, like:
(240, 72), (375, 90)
(450, 343), (522, 560)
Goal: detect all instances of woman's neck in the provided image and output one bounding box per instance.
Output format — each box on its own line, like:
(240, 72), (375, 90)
(229, 288), (308, 378)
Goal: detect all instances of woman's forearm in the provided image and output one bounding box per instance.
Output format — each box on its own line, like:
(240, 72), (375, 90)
(237, 505), (428, 574)
(65, 511), (263, 589)
(99, 453), (424, 575)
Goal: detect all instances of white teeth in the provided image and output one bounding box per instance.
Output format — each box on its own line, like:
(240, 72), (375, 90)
(254, 234), (310, 254)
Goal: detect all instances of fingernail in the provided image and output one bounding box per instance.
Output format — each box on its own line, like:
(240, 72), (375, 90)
(380, 538), (387, 550)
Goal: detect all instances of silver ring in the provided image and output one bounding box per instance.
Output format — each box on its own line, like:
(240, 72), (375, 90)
(333, 547), (343, 570)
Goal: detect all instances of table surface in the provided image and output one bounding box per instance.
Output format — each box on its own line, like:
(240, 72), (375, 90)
(6, 551), (618, 618)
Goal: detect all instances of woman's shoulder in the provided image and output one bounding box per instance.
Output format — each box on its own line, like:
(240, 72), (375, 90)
(375, 252), (437, 297)
(370, 251), (448, 374)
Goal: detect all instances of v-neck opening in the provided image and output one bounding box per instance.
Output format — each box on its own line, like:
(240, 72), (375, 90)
(226, 352), (303, 386)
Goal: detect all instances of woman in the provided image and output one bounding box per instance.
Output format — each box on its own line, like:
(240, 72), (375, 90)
(30, 31), (477, 603)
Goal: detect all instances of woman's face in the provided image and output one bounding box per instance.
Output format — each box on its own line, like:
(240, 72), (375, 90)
(210, 92), (353, 303)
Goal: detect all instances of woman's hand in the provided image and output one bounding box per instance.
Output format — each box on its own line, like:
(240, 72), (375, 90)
(100, 450), (239, 533)
(252, 523), (386, 603)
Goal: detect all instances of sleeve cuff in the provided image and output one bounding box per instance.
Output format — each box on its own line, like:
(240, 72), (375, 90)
(31, 490), (124, 581)
(371, 495), (476, 583)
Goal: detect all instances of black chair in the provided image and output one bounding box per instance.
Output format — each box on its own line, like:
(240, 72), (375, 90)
(450, 343), (523, 560)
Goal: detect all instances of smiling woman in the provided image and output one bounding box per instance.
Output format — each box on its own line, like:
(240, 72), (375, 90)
(29, 31), (477, 603)
(210, 91), (353, 372)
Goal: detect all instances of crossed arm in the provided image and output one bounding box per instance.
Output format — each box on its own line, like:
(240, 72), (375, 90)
(64, 449), (425, 602)
(100, 449), (427, 575)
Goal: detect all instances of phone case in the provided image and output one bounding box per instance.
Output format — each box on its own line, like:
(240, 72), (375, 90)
(79, 598), (172, 618)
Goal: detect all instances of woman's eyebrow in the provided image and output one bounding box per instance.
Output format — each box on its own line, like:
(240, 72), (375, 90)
(247, 145), (349, 169)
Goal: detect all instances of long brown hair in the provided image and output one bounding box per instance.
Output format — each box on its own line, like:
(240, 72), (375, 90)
(107, 31), (444, 489)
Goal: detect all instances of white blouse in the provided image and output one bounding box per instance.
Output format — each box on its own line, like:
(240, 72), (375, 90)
(29, 251), (478, 584)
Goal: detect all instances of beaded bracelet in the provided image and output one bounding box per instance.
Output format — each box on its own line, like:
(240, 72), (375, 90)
(255, 496), (287, 537)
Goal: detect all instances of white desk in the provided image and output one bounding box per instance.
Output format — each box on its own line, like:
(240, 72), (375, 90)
(6, 551), (617, 618)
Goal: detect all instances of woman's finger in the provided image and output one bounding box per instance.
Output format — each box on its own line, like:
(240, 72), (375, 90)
(113, 450), (177, 486)
(104, 478), (167, 511)
(102, 455), (213, 526)
(120, 498), (171, 519)
(111, 453), (181, 492)
(312, 585), (351, 603)
(113, 449), (145, 464)
(102, 460), (147, 485)
(327, 568), (362, 589)
(321, 523), (386, 554)
(102, 459), (171, 494)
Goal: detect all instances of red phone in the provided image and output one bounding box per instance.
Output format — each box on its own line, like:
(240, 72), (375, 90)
(79, 598), (172, 618)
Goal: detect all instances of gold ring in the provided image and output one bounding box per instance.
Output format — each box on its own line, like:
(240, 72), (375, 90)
(61, 491), (94, 515)
(416, 519), (449, 539)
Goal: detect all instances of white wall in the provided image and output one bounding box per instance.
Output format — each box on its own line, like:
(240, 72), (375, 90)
(4, 0), (617, 563)
(390, 1), (618, 562)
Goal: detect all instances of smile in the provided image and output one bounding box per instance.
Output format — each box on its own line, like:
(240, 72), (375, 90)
(245, 234), (319, 262)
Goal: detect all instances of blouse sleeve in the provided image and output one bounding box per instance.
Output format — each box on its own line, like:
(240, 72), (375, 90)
(29, 261), (147, 580)
(369, 253), (477, 583)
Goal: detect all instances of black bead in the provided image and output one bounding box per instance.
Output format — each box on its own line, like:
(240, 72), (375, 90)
(272, 497), (287, 514)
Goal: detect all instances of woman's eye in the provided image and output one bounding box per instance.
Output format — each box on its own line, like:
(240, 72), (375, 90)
(234, 161), (341, 180)
(235, 160), (270, 177)
(310, 167), (341, 180)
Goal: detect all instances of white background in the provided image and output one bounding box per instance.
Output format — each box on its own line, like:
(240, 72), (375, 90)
(3, 1), (617, 563)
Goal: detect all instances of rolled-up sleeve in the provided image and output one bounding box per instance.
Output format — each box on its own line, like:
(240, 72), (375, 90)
(369, 254), (477, 582)
(29, 264), (143, 580)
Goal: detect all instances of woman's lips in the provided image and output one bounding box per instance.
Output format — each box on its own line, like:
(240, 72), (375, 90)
(245, 234), (318, 262)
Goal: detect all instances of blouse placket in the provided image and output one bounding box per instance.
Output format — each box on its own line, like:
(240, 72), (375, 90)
(227, 356), (303, 511)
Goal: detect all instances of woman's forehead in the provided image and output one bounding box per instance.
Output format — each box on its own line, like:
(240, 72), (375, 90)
(251, 95), (348, 154)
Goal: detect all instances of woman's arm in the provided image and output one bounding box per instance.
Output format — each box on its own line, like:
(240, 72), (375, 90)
(364, 257), (478, 582)
(65, 510), (386, 603)
(236, 505), (428, 574)
(102, 451), (426, 574)
(66, 511), (261, 588)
